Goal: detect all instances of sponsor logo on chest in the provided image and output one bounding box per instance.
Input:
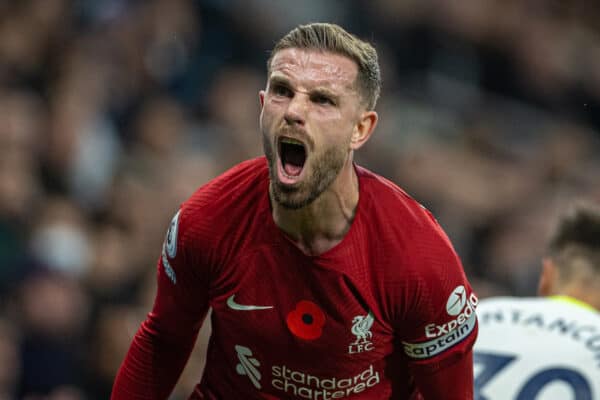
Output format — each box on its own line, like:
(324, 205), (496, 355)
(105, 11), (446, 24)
(234, 344), (382, 398)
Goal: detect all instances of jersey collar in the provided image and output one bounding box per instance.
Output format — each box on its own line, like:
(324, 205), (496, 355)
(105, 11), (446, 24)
(549, 295), (598, 312)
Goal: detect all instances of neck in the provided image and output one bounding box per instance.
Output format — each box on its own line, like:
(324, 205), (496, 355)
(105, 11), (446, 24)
(271, 156), (359, 256)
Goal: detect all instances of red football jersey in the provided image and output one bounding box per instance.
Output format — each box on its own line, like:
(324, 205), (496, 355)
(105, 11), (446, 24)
(112, 157), (478, 399)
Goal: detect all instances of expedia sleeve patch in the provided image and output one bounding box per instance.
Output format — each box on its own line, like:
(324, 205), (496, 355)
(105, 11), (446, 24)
(403, 286), (479, 359)
(402, 311), (477, 359)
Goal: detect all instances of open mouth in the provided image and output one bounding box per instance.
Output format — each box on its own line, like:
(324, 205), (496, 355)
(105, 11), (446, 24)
(278, 137), (307, 178)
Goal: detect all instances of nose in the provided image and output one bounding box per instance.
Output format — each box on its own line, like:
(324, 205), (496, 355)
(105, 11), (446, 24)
(284, 93), (307, 126)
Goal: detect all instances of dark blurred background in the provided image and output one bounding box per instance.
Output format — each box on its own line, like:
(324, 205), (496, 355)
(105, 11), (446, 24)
(1, 0), (599, 398)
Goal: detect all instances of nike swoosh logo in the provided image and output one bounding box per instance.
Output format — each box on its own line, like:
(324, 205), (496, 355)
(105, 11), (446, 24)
(227, 294), (274, 311)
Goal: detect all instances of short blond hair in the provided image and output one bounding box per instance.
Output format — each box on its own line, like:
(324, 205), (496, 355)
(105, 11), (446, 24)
(268, 23), (381, 110)
(549, 201), (600, 284)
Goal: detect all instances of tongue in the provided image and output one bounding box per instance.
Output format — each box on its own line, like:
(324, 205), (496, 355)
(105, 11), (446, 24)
(282, 143), (305, 176)
(284, 163), (302, 176)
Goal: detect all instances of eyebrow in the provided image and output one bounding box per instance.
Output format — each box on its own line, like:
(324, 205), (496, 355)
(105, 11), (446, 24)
(268, 76), (293, 89)
(268, 75), (342, 101)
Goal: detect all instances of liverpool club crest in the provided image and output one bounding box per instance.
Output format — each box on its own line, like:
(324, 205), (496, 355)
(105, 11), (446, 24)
(348, 311), (375, 353)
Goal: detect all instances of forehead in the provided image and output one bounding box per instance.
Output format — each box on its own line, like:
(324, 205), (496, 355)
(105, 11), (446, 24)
(269, 48), (358, 91)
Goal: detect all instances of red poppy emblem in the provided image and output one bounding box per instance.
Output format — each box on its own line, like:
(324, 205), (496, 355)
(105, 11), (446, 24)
(286, 300), (326, 340)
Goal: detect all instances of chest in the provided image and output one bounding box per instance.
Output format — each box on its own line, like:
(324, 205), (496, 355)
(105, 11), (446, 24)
(208, 246), (394, 369)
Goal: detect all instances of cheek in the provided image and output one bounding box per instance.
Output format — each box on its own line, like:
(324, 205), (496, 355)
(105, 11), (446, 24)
(315, 108), (354, 135)
(259, 106), (275, 130)
(314, 129), (352, 157)
(261, 100), (284, 126)
(321, 118), (355, 145)
(314, 107), (342, 123)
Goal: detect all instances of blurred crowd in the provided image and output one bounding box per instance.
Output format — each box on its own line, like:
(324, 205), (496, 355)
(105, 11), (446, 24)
(1, 0), (599, 399)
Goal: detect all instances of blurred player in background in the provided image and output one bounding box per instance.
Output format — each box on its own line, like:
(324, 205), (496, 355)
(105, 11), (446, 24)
(474, 201), (600, 399)
(112, 23), (477, 399)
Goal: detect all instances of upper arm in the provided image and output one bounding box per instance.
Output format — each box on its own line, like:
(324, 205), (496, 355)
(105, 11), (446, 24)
(412, 349), (474, 399)
(395, 223), (478, 396)
(111, 205), (213, 399)
(150, 205), (211, 337)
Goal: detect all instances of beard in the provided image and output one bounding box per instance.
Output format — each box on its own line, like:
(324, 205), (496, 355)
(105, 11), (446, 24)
(262, 129), (348, 210)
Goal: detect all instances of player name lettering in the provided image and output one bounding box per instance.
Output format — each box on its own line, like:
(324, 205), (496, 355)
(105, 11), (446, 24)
(479, 309), (600, 368)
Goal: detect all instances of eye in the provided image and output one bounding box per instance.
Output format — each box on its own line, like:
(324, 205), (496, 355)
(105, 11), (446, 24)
(311, 94), (335, 106)
(271, 84), (293, 97)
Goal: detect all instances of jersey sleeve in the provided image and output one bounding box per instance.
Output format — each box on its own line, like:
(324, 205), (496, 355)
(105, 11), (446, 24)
(397, 215), (478, 399)
(111, 204), (212, 400)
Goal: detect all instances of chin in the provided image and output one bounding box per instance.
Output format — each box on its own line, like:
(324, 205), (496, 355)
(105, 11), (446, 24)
(271, 182), (320, 210)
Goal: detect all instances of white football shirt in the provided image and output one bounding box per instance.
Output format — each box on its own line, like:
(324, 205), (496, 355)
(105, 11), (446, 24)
(474, 296), (600, 400)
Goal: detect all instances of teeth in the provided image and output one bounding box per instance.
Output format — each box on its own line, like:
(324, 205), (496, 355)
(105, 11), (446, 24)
(280, 137), (304, 146)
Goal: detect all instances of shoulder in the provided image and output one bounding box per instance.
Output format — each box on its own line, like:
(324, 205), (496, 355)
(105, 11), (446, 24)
(184, 157), (269, 213)
(357, 165), (447, 242)
(356, 165), (420, 211)
(356, 167), (475, 331)
(181, 157), (269, 228)
(357, 165), (462, 280)
(175, 157), (269, 256)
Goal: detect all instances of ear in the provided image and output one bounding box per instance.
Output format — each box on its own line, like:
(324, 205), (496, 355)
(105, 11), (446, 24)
(350, 110), (378, 150)
(259, 90), (265, 108)
(538, 257), (557, 296)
